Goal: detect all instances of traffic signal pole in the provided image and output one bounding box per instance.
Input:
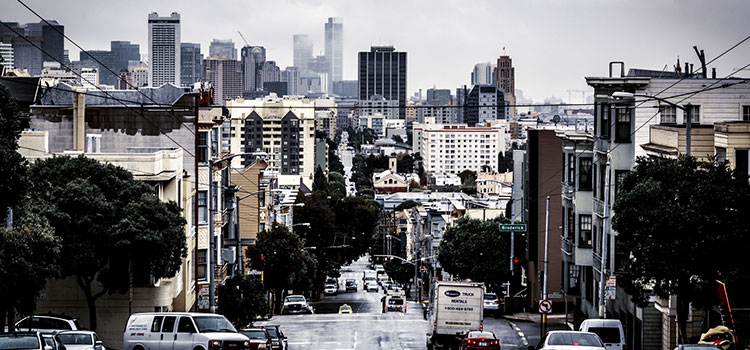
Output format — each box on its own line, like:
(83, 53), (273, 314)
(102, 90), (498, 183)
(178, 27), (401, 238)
(541, 196), (550, 337)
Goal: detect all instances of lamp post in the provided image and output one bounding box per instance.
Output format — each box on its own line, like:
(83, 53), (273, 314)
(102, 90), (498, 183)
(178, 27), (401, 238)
(611, 91), (693, 155)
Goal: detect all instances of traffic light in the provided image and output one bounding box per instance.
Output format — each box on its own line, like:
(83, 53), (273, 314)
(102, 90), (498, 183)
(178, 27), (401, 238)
(513, 257), (519, 264)
(259, 254), (265, 270)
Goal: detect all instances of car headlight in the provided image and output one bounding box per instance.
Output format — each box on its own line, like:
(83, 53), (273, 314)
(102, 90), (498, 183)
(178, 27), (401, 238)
(209, 340), (222, 350)
(243, 341), (250, 348)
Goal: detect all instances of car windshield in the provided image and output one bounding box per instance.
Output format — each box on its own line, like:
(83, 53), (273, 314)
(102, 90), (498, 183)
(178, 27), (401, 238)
(485, 293), (498, 300)
(468, 331), (495, 339)
(548, 333), (604, 347)
(589, 327), (621, 343)
(192, 316), (237, 333)
(0, 334), (41, 350)
(265, 328), (278, 337)
(241, 330), (266, 340)
(58, 334), (93, 345)
(286, 296), (305, 303)
(388, 298), (404, 305)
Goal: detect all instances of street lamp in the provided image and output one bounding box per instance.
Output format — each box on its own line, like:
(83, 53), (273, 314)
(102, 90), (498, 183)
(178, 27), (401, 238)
(611, 91), (694, 155)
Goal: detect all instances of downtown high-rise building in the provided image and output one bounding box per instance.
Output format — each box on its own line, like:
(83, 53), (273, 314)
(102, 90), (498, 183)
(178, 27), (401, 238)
(282, 66), (300, 95)
(495, 55), (516, 117)
(80, 41), (140, 86)
(293, 34), (312, 72)
(324, 17), (343, 93)
(202, 56), (242, 101)
(1, 20), (64, 75)
(240, 45), (266, 93)
(180, 43), (202, 87)
(209, 39), (236, 60)
(472, 62), (496, 86)
(148, 12), (180, 87)
(0, 42), (13, 71)
(358, 46), (407, 118)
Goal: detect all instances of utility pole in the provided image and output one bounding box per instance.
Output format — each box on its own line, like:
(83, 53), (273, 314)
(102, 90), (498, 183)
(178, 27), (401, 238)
(599, 159), (611, 318)
(208, 158), (216, 313)
(541, 196), (550, 337)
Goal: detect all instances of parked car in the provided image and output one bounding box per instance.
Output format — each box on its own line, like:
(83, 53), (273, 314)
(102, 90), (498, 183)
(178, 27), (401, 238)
(345, 279), (357, 292)
(122, 313), (250, 350)
(42, 334), (67, 350)
(238, 328), (271, 350)
(459, 330), (501, 350)
(533, 331), (606, 350)
(282, 295), (313, 314)
(579, 319), (625, 350)
(366, 281), (379, 292)
(57, 331), (105, 350)
(483, 293), (501, 315)
(338, 304), (353, 314)
(0, 332), (50, 350)
(324, 283), (338, 295)
(674, 345), (723, 350)
(14, 315), (83, 334)
(261, 325), (287, 350)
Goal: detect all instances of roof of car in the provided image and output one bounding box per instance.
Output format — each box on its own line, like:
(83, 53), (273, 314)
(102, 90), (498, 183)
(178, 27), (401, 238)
(22, 314), (79, 320)
(239, 328), (266, 332)
(0, 332), (41, 336)
(580, 319), (623, 327)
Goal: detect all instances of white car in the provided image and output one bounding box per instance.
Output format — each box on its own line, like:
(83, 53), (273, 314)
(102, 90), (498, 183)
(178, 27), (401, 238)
(483, 292), (501, 314)
(57, 331), (105, 350)
(324, 283), (338, 295)
(366, 282), (379, 292)
(534, 331), (606, 350)
(282, 295), (313, 314)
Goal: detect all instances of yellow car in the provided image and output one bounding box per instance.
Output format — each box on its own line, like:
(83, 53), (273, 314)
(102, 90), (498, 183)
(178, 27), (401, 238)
(338, 304), (353, 314)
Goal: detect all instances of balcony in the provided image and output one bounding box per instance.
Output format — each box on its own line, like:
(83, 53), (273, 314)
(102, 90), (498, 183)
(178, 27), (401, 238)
(561, 236), (574, 262)
(593, 197), (605, 217)
(561, 182), (575, 200)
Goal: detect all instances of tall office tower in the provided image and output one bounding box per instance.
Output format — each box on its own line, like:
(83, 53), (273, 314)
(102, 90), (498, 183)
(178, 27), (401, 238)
(293, 34), (313, 72)
(358, 46), (407, 118)
(128, 61), (149, 88)
(181, 42), (202, 87)
(148, 12), (180, 87)
(426, 88), (452, 105)
(1, 20), (63, 75)
(465, 84), (506, 126)
(0, 43), (14, 71)
(259, 61), (281, 88)
(80, 41), (140, 86)
(202, 56), (242, 101)
(324, 17), (343, 92)
(471, 62), (496, 85)
(209, 39), (236, 60)
(495, 55), (516, 117)
(282, 66), (300, 95)
(240, 45), (266, 93)
(26, 20), (64, 67)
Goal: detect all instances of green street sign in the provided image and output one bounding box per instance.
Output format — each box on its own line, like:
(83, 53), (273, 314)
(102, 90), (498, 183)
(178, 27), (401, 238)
(499, 224), (527, 232)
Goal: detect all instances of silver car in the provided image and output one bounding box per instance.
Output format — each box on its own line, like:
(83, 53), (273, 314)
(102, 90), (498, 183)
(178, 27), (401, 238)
(57, 331), (105, 350)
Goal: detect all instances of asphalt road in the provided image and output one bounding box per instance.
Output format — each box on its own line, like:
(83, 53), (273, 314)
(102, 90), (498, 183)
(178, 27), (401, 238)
(255, 256), (544, 350)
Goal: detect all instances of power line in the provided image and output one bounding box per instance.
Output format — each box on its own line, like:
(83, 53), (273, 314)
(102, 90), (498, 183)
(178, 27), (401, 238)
(14, 0), (195, 135)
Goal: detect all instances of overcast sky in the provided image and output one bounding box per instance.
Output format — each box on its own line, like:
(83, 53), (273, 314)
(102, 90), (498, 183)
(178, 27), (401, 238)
(5, 0), (750, 103)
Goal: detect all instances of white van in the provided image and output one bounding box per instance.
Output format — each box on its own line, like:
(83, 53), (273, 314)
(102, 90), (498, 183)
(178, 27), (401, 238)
(123, 313), (250, 350)
(579, 319), (626, 350)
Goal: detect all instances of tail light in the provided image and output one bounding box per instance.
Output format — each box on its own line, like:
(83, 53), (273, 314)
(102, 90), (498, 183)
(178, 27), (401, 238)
(494, 300), (500, 304)
(491, 339), (499, 345)
(405, 306), (407, 312)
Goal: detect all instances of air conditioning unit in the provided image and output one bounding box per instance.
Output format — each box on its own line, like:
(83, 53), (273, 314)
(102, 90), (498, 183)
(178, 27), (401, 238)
(222, 247), (236, 264)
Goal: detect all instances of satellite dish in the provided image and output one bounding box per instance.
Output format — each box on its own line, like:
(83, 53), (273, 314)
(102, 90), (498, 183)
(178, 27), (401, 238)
(552, 115), (561, 124)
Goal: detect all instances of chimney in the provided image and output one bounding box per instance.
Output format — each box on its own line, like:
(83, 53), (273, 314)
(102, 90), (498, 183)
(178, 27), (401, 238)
(712, 68), (717, 79)
(73, 88), (86, 152)
(389, 156), (398, 173)
(685, 62), (690, 78)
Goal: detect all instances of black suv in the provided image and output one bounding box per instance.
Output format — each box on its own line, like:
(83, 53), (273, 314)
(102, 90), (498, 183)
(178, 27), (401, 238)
(261, 325), (287, 350)
(345, 279), (357, 292)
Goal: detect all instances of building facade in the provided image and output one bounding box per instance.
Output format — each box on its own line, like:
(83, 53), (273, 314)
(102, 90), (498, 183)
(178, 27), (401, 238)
(466, 85), (506, 126)
(148, 12), (180, 87)
(281, 66), (300, 96)
(0, 42), (14, 71)
(293, 34), (313, 73)
(202, 56), (242, 101)
(358, 46), (407, 118)
(240, 45), (265, 94)
(80, 41), (140, 87)
(180, 42), (202, 87)
(495, 55), (516, 117)
(413, 123), (504, 174)
(324, 17), (343, 92)
(472, 62), (496, 86)
(209, 39), (236, 60)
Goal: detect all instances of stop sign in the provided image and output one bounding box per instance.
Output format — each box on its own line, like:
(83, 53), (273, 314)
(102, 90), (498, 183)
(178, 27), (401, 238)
(419, 266), (426, 273)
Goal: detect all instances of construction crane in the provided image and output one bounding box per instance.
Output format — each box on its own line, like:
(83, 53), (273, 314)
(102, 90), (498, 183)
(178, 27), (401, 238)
(237, 31), (250, 47)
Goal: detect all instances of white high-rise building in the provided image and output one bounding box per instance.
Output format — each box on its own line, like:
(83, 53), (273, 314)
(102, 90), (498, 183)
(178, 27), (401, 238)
(148, 12), (180, 87)
(413, 123), (505, 174)
(80, 66), (99, 89)
(471, 62), (496, 86)
(293, 34), (312, 72)
(324, 17), (343, 92)
(0, 42), (14, 72)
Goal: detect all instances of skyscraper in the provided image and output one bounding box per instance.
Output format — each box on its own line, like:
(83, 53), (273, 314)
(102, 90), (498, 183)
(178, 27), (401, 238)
(240, 46), (266, 93)
(358, 46), (407, 118)
(181, 42), (202, 87)
(148, 12), (180, 87)
(472, 62), (496, 85)
(495, 55), (516, 117)
(1, 20), (64, 75)
(80, 41), (140, 86)
(293, 34), (312, 72)
(209, 39), (236, 60)
(282, 66), (300, 95)
(202, 56), (242, 101)
(324, 17), (343, 93)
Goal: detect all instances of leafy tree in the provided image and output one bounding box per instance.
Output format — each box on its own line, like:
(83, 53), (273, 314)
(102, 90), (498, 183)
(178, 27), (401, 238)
(326, 138), (345, 175)
(437, 216), (512, 291)
(394, 200), (419, 212)
(385, 259), (414, 289)
(217, 275), (269, 327)
(334, 196), (381, 257)
(328, 172), (346, 185)
(613, 155), (750, 343)
(246, 223), (311, 313)
(328, 181), (347, 197)
(458, 170), (477, 186)
(498, 151), (513, 173)
(392, 135), (404, 143)
(26, 156), (187, 330)
(313, 166), (328, 192)
(0, 84), (28, 223)
(0, 210), (61, 330)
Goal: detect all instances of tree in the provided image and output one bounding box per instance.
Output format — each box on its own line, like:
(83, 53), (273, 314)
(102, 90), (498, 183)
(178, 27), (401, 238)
(217, 275), (269, 327)
(0, 84), (28, 223)
(394, 200), (419, 212)
(437, 216), (512, 291)
(313, 166), (328, 192)
(246, 223), (312, 313)
(0, 210), (61, 330)
(328, 172), (346, 185)
(498, 151), (513, 173)
(326, 138), (345, 175)
(458, 170), (478, 194)
(613, 155), (750, 343)
(26, 156), (187, 330)
(385, 259), (414, 289)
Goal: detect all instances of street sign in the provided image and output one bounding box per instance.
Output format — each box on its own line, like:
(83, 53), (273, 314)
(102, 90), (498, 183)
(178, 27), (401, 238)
(499, 224), (527, 232)
(606, 276), (616, 287)
(419, 266), (426, 273)
(605, 276), (616, 300)
(539, 299), (552, 313)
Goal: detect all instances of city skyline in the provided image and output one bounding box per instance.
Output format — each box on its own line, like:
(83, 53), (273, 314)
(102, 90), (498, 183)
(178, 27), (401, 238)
(3, 0), (749, 103)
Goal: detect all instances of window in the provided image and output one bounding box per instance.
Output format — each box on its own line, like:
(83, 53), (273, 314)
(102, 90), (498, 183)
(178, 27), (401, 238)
(716, 147), (727, 164)
(659, 105), (677, 124)
(614, 107), (632, 142)
(259, 223), (266, 232)
(686, 105), (700, 124)
(579, 215), (592, 247)
(567, 154), (575, 185)
(567, 207), (575, 240)
(597, 103), (610, 139)
(737, 149), (749, 179)
(198, 131), (209, 164)
(198, 191), (207, 224)
(743, 106), (750, 122)
(151, 316), (164, 332)
(196, 249), (207, 280)
(615, 170), (628, 196)
(177, 317), (196, 333)
(161, 316), (177, 333)
(579, 157), (593, 191)
(599, 163), (607, 200)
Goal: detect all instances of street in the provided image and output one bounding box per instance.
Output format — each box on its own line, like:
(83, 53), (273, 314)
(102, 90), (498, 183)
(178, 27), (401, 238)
(255, 256), (545, 350)
(338, 131), (355, 195)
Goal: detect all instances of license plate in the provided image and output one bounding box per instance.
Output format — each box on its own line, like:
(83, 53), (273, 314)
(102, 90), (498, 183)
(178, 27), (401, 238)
(479, 342), (487, 346)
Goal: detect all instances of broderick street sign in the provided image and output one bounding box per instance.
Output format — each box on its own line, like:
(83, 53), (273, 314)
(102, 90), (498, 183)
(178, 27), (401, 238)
(499, 224), (527, 232)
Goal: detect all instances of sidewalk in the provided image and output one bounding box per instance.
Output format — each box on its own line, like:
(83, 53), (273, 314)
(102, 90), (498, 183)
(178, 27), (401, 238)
(503, 312), (573, 328)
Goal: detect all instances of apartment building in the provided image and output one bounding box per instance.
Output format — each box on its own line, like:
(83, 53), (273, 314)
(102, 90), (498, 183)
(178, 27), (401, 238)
(413, 123), (504, 174)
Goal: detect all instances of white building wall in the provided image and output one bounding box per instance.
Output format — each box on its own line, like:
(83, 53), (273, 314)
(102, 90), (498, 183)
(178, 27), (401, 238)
(416, 123), (504, 174)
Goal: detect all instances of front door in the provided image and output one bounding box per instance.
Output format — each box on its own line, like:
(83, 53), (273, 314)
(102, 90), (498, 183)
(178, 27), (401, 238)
(159, 316), (177, 350)
(174, 317), (196, 350)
